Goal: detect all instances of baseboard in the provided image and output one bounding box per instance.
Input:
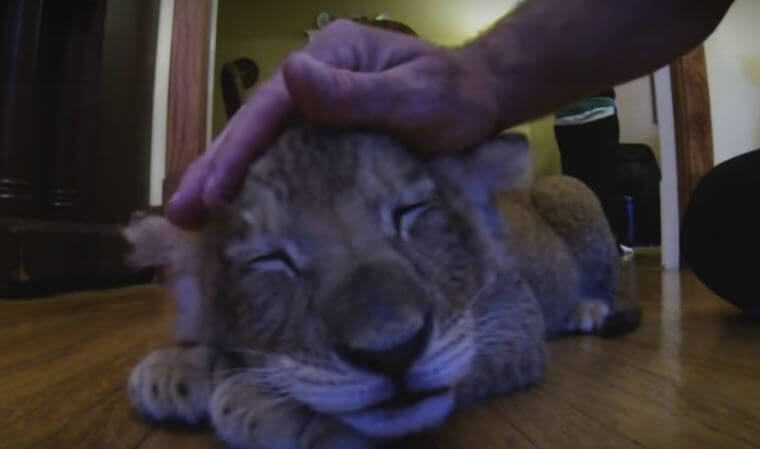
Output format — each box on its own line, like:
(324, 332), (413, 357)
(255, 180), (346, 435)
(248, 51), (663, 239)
(0, 268), (157, 299)
(0, 218), (148, 297)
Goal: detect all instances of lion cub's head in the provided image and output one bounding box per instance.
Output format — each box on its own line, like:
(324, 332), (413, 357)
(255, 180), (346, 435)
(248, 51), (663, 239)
(125, 126), (537, 438)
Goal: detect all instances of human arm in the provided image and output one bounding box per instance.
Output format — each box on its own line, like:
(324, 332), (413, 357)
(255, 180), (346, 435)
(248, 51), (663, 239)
(167, 0), (733, 228)
(466, 0), (734, 128)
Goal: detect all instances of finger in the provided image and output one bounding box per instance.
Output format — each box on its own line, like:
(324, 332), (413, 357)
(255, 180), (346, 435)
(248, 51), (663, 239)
(198, 28), (360, 209)
(282, 52), (399, 127)
(166, 152), (213, 228)
(201, 72), (293, 208)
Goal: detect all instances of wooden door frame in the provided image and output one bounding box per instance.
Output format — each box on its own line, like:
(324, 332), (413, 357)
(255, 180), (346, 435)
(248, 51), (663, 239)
(162, 2), (713, 270)
(670, 45), (714, 222)
(162, 0), (214, 204)
(654, 45), (714, 269)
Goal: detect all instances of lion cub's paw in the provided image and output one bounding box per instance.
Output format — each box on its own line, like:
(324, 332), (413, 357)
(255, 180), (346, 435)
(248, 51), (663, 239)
(210, 373), (376, 449)
(128, 345), (231, 424)
(210, 373), (310, 449)
(565, 300), (611, 334)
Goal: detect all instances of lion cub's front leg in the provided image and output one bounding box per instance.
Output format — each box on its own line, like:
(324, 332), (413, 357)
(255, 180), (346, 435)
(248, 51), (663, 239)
(128, 344), (233, 424)
(209, 373), (378, 449)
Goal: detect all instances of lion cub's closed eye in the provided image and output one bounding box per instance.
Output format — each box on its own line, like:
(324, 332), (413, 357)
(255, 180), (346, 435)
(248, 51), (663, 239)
(124, 127), (639, 449)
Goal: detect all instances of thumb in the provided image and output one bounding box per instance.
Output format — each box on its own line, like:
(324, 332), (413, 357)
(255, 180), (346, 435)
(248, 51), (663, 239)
(282, 52), (396, 127)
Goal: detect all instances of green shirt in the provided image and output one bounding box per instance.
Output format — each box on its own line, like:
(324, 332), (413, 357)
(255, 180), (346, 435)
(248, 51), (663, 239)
(555, 97), (616, 126)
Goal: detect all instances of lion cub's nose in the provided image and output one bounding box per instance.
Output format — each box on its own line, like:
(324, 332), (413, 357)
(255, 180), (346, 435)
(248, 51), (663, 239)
(325, 263), (432, 377)
(337, 317), (431, 378)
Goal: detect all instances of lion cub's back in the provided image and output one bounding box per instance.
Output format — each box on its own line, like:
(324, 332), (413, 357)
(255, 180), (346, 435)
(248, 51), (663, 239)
(528, 176), (618, 290)
(495, 175), (619, 333)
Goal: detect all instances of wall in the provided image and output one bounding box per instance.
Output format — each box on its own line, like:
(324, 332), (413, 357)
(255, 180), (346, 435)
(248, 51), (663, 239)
(704, 0), (760, 164)
(213, 0), (564, 178)
(149, 0), (174, 206)
(654, 67), (679, 269)
(213, 1), (668, 179)
(616, 77), (660, 158)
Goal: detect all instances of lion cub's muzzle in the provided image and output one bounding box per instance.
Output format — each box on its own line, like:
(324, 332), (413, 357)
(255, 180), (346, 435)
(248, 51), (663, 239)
(322, 262), (434, 375)
(282, 263), (475, 438)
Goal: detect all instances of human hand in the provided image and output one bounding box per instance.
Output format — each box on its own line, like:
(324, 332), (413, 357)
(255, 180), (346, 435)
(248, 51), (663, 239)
(166, 19), (505, 228)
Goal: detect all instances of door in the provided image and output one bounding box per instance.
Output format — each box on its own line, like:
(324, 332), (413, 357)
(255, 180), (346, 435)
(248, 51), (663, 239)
(0, 0), (159, 296)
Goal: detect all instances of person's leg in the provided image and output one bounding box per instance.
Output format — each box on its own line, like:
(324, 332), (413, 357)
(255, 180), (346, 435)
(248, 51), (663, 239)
(681, 149), (760, 314)
(593, 115), (625, 244)
(554, 124), (589, 182)
(555, 116), (623, 242)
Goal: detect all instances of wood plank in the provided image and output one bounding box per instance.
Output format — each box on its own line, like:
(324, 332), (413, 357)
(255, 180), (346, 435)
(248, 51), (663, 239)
(164, 0), (212, 203)
(398, 402), (539, 449)
(2, 263), (760, 449)
(138, 430), (224, 449)
(541, 360), (757, 449)
(670, 45), (714, 219)
(489, 388), (647, 449)
(0, 287), (169, 449)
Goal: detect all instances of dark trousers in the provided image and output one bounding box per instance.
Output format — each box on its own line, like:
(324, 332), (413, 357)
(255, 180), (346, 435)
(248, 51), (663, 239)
(554, 115), (624, 241)
(681, 149), (760, 314)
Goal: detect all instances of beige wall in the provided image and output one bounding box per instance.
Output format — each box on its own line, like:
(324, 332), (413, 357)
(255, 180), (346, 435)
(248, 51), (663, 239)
(616, 77), (660, 159)
(704, 0), (760, 164)
(213, 1), (668, 179)
(213, 0), (564, 178)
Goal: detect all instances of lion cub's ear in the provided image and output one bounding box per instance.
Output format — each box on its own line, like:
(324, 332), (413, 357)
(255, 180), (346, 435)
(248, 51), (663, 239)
(122, 212), (190, 268)
(429, 132), (533, 203)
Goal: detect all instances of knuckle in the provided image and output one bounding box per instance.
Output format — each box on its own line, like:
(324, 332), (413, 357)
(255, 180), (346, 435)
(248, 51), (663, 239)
(323, 18), (363, 36)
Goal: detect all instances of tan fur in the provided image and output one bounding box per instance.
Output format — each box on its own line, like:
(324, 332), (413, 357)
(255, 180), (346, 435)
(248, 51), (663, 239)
(124, 126), (638, 449)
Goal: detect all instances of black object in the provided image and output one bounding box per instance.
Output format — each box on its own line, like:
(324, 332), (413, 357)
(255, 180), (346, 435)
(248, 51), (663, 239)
(555, 113), (625, 242)
(554, 87), (665, 248)
(596, 88), (616, 100)
(221, 58), (259, 119)
(681, 148), (760, 315)
(614, 143), (662, 246)
(554, 85), (663, 248)
(1, 0), (157, 292)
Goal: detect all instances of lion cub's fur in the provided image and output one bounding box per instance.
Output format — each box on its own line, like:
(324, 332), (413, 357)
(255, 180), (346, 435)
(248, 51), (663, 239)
(125, 126), (639, 449)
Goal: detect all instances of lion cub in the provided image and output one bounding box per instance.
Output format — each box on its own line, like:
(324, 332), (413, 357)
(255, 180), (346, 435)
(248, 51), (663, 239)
(124, 126), (639, 449)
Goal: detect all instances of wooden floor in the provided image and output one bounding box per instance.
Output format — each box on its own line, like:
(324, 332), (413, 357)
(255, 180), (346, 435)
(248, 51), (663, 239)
(2, 259), (759, 449)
